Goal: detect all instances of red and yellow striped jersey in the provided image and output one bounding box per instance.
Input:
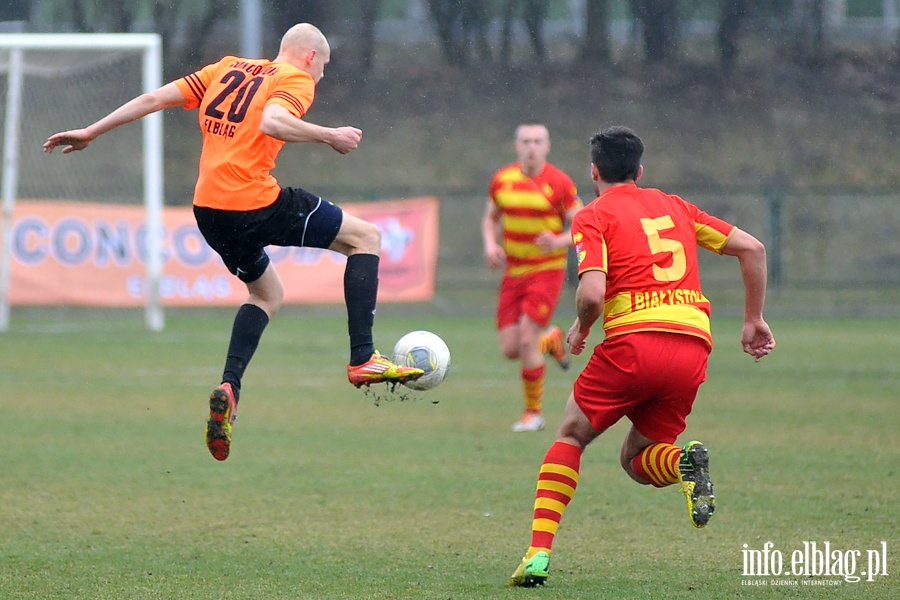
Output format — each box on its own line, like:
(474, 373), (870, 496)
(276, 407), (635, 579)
(175, 55), (316, 211)
(572, 183), (736, 347)
(488, 162), (581, 277)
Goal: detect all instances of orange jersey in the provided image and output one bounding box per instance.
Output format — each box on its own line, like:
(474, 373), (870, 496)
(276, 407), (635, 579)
(572, 183), (736, 346)
(174, 56), (316, 210)
(488, 163), (581, 277)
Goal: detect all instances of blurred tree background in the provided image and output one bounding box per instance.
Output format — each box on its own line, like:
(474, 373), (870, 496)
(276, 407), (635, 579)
(18, 1), (892, 74)
(6, 0), (900, 311)
(7, 0), (898, 194)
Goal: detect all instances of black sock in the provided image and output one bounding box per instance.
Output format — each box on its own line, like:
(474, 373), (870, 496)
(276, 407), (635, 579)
(345, 253), (379, 365)
(222, 303), (270, 400)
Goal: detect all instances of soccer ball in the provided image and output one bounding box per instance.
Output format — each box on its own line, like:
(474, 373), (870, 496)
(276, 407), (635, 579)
(392, 330), (451, 391)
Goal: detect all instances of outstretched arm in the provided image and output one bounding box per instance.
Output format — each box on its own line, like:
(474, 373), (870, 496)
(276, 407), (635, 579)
(43, 82), (187, 154)
(721, 228), (776, 361)
(260, 103), (361, 154)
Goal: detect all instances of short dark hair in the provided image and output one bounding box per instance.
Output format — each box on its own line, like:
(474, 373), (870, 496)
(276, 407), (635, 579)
(589, 126), (643, 183)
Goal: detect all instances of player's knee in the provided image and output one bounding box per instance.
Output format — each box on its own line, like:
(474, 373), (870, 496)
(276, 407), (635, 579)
(333, 216), (381, 256)
(257, 295), (283, 319)
(356, 220), (381, 255)
(518, 338), (540, 358)
(268, 292), (284, 316)
(515, 324), (541, 354)
(500, 341), (519, 360)
(248, 277), (284, 317)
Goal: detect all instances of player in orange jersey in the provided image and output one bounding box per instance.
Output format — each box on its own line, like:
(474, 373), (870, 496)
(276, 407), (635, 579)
(482, 123), (583, 433)
(43, 23), (422, 462)
(508, 126), (776, 587)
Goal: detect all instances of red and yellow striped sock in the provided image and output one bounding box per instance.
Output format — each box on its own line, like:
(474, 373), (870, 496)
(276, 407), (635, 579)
(538, 332), (551, 354)
(631, 442), (681, 487)
(522, 365), (545, 413)
(528, 441), (582, 557)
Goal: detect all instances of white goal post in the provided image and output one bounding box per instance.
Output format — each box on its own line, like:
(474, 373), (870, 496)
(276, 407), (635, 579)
(0, 33), (164, 331)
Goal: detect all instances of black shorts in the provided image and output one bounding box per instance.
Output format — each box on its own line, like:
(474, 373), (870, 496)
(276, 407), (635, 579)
(193, 187), (343, 283)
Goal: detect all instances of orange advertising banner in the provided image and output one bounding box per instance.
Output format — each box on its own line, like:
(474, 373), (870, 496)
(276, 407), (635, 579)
(7, 198), (439, 306)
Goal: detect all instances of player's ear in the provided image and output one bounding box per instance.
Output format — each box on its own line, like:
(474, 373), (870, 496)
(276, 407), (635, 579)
(635, 165), (643, 182)
(590, 163), (599, 183)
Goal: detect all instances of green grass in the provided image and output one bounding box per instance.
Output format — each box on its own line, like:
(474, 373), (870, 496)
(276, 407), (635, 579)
(1, 311), (898, 599)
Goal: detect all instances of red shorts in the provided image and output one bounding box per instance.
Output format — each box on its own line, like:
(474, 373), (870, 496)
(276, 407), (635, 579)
(573, 331), (710, 443)
(496, 269), (566, 330)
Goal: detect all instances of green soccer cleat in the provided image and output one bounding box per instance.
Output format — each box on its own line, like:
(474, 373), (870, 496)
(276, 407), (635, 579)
(679, 440), (716, 528)
(509, 551), (551, 587)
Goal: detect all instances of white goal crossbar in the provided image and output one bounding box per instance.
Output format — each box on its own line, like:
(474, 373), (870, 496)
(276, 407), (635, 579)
(0, 33), (164, 331)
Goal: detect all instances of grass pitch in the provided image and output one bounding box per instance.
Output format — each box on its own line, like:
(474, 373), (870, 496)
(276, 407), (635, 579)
(1, 310), (897, 599)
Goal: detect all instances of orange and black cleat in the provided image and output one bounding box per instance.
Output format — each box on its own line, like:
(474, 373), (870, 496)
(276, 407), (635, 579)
(347, 351), (424, 388)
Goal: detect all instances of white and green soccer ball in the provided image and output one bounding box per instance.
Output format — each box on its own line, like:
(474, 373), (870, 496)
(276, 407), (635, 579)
(392, 330), (451, 391)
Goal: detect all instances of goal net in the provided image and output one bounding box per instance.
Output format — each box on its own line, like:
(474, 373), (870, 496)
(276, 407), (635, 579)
(0, 34), (164, 331)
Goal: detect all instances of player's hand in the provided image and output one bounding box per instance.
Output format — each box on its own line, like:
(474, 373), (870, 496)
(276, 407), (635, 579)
(535, 231), (562, 253)
(328, 126), (362, 154)
(567, 319), (589, 356)
(43, 129), (95, 154)
(484, 244), (506, 270)
(741, 319), (775, 362)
